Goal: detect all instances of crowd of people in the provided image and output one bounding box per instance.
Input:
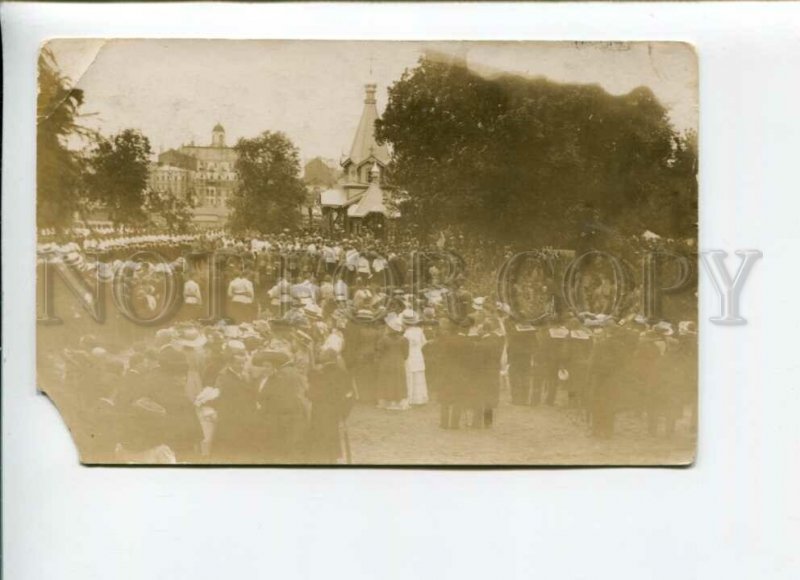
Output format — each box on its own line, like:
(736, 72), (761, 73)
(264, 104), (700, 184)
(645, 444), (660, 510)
(37, 226), (698, 464)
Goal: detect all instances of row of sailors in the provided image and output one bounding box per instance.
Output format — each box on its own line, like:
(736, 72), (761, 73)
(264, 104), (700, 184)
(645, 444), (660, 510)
(38, 232), (390, 262)
(39, 244), (405, 290)
(37, 232), (205, 254)
(40, 249), (459, 326)
(37, 232), (446, 290)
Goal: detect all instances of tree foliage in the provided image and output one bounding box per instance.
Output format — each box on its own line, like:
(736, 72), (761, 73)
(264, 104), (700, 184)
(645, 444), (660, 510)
(375, 57), (697, 246)
(37, 47), (90, 231)
(229, 131), (307, 234)
(144, 188), (196, 233)
(85, 129), (153, 227)
(303, 157), (339, 188)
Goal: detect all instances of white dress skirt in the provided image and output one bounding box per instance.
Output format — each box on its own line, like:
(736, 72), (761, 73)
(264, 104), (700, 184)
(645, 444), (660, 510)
(404, 326), (429, 405)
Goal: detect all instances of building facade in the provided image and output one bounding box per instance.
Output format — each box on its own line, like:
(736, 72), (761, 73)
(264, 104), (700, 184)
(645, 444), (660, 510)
(148, 124), (239, 227)
(148, 164), (192, 199)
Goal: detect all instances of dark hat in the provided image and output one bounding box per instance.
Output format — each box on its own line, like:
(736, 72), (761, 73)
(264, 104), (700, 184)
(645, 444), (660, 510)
(355, 308), (377, 321)
(251, 349), (291, 367)
(157, 345), (188, 371)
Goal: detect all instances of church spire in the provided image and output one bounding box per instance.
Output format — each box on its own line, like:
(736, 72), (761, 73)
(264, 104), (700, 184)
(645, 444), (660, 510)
(364, 83), (377, 105)
(345, 84), (390, 168)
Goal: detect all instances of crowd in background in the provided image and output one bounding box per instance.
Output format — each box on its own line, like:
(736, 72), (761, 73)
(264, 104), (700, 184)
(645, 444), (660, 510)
(37, 226), (698, 464)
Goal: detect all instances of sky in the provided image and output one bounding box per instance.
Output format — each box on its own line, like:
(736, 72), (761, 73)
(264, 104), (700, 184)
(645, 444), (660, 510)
(48, 39), (698, 162)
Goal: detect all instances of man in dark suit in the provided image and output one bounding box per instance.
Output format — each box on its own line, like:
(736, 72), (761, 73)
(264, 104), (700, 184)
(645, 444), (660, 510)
(506, 321), (538, 405)
(427, 319), (469, 429)
(258, 350), (310, 463)
(307, 349), (355, 463)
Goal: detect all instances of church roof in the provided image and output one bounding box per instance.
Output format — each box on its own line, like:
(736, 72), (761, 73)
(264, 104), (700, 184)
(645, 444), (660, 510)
(345, 84), (390, 168)
(213, 123), (225, 132)
(347, 181), (398, 218)
(320, 188), (352, 208)
(178, 145), (237, 162)
(158, 149), (198, 170)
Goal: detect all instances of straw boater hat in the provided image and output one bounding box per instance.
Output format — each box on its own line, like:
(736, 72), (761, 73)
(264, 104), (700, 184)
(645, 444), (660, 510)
(252, 319), (272, 336)
(90, 346), (108, 359)
(356, 308), (376, 322)
(63, 252), (84, 269)
(653, 321), (675, 336)
(401, 309), (421, 326)
(583, 313), (614, 328)
(548, 325), (571, 339)
(223, 325), (242, 339)
(154, 327), (179, 347)
(303, 304), (323, 320)
(176, 326), (207, 349)
(223, 340), (247, 358)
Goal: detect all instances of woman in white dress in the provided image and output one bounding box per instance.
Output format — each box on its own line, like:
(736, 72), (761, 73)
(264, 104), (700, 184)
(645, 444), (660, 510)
(402, 310), (429, 405)
(227, 269), (255, 323)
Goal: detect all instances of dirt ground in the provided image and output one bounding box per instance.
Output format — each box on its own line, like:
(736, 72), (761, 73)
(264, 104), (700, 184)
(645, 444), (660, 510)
(346, 393), (696, 466)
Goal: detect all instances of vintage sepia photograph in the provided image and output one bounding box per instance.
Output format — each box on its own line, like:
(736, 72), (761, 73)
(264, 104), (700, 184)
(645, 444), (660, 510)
(35, 40), (698, 465)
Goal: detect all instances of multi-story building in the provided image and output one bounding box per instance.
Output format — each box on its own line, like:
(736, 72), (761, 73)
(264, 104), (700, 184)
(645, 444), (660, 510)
(148, 163), (192, 199)
(149, 123), (239, 227)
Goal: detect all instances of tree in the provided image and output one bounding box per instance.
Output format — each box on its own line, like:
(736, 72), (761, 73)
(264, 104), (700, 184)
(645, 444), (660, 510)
(144, 188), (195, 233)
(37, 47), (91, 232)
(303, 157), (339, 188)
(375, 57), (696, 245)
(85, 129), (153, 227)
(228, 131), (307, 234)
